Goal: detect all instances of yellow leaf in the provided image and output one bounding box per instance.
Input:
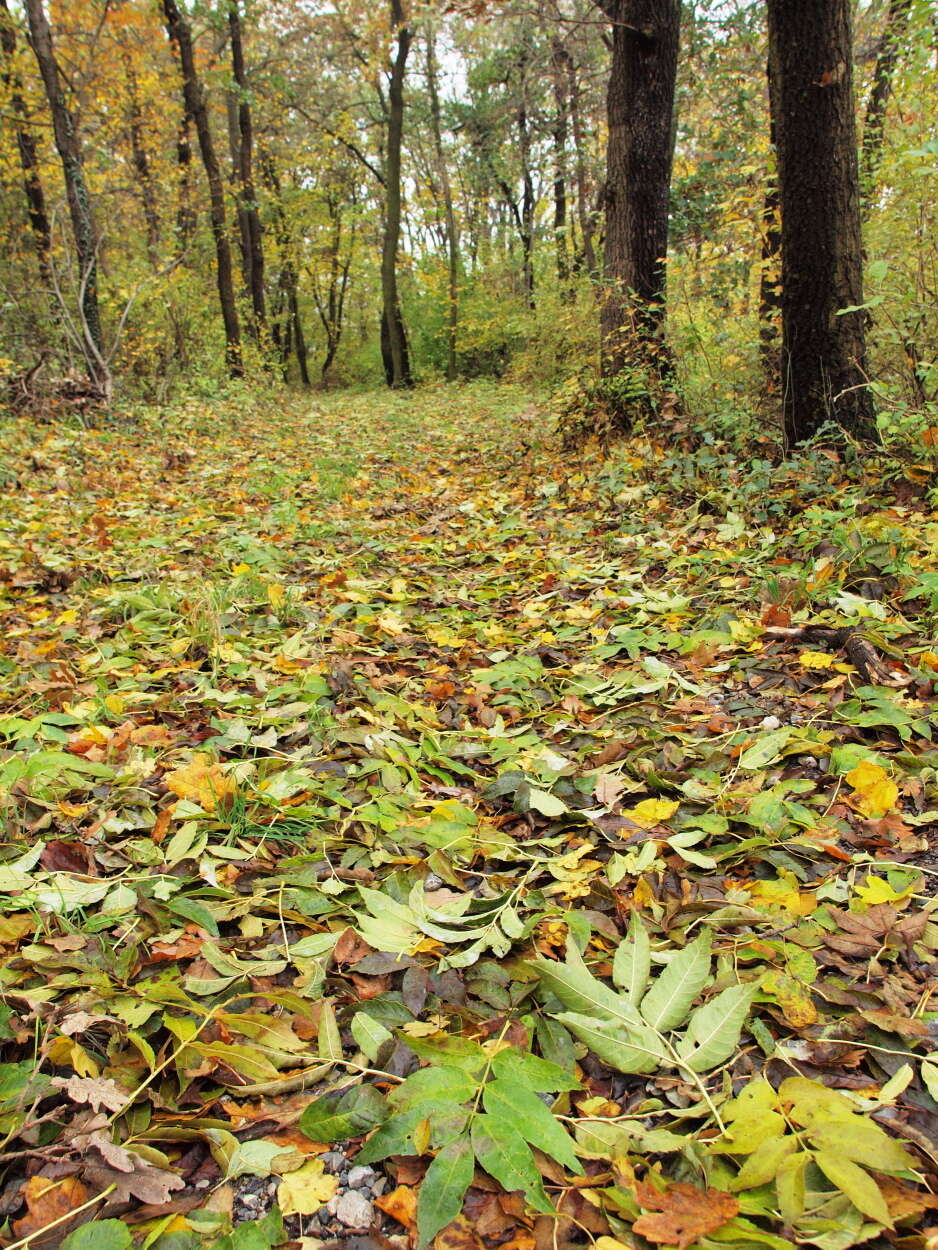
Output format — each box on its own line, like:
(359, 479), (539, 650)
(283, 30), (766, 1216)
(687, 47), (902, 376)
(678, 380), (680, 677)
(799, 650), (835, 670)
(845, 760), (898, 817)
(854, 875), (914, 906)
(266, 583), (285, 609)
(624, 798), (680, 828)
(165, 754), (237, 812)
(277, 1158), (338, 1217)
(231, 562), (250, 575)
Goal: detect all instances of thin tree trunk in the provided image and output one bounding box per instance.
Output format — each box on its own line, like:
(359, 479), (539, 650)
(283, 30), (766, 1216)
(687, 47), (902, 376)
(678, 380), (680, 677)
(597, 0), (681, 394)
(121, 49), (161, 267)
(860, 0), (913, 213)
(766, 0), (877, 447)
(23, 0), (106, 386)
(517, 46), (535, 308)
(426, 27), (458, 381)
(162, 0), (242, 377)
(380, 0), (412, 388)
(567, 48), (597, 278)
(0, 0), (52, 284)
(550, 36), (570, 292)
(176, 109), (196, 255)
(259, 151), (308, 383)
(228, 0), (266, 333)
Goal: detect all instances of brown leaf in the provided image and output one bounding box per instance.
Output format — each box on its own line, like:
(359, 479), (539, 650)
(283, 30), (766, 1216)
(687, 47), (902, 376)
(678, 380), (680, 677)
(631, 1181), (739, 1250)
(51, 1075), (126, 1113)
(433, 1214), (485, 1250)
(11, 1175), (91, 1243)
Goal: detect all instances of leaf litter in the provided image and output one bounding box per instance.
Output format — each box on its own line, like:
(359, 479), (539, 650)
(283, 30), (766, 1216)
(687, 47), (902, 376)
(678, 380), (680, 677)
(0, 385), (937, 1249)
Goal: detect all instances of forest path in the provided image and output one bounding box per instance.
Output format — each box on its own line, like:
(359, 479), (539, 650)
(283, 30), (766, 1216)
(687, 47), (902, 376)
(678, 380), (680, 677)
(0, 384), (935, 1245)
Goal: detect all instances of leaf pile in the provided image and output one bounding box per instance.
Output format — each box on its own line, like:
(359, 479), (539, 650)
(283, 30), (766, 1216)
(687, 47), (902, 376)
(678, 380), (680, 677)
(0, 385), (936, 1249)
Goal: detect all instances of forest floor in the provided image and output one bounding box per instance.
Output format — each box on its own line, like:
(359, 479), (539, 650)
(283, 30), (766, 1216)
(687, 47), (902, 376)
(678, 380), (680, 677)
(1, 383), (937, 1250)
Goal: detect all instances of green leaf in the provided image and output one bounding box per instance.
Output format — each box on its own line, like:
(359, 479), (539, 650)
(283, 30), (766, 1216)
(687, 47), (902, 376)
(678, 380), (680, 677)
(728, 1134), (797, 1191)
(526, 788), (568, 817)
(612, 912), (651, 1005)
(470, 1113), (553, 1213)
(317, 999), (343, 1063)
(299, 1084), (387, 1143)
(532, 941), (644, 1027)
(922, 1060), (938, 1103)
(60, 1222), (132, 1250)
(350, 1012), (393, 1062)
(490, 1048), (580, 1092)
(676, 982), (757, 1072)
(738, 729), (792, 770)
(554, 1011), (665, 1074)
(775, 1151), (809, 1226)
(166, 897), (220, 937)
(389, 1065), (478, 1110)
(483, 1078), (583, 1173)
(640, 931), (712, 1031)
(405, 1034), (487, 1074)
(807, 1121), (914, 1173)
(814, 1151), (893, 1227)
(417, 1136), (474, 1247)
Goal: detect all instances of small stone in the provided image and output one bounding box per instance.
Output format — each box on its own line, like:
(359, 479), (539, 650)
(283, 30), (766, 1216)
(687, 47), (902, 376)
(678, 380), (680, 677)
(321, 1151), (346, 1174)
(760, 715), (782, 730)
(333, 1189), (374, 1230)
(372, 1178), (387, 1197)
(347, 1165), (376, 1189)
(240, 1193), (260, 1207)
(424, 874), (443, 891)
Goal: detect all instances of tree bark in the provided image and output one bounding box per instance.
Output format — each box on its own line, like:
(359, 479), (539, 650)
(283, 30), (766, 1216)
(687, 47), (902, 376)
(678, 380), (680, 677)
(860, 0), (913, 214)
(23, 0), (105, 383)
(550, 36), (570, 291)
(176, 109), (196, 256)
(758, 65), (781, 385)
(228, 0), (266, 334)
(380, 0), (412, 388)
(598, 0), (681, 390)
(162, 0), (242, 377)
(121, 49), (161, 268)
(259, 151), (310, 386)
(0, 0), (52, 284)
(766, 0), (877, 447)
(426, 27), (459, 381)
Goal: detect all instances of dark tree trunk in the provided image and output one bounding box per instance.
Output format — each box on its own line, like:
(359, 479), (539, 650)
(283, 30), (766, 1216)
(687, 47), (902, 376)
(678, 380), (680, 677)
(228, 0), (266, 334)
(517, 48), (535, 308)
(380, 0), (412, 388)
(860, 0), (913, 213)
(550, 37), (570, 291)
(597, 0), (681, 389)
(122, 49), (161, 267)
(766, 0), (877, 447)
(162, 0), (242, 377)
(427, 28), (459, 381)
(313, 195), (354, 385)
(23, 0), (106, 385)
(0, 0), (52, 284)
(176, 109), (196, 255)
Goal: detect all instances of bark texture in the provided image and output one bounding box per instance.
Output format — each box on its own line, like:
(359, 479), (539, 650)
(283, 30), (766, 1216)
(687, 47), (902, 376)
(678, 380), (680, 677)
(860, 0), (913, 213)
(598, 0), (681, 385)
(427, 28), (459, 380)
(380, 0), (412, 387)
(162, 0), (242, 376)
(766, 0), (877, 447)
(228, 0), (266, 333)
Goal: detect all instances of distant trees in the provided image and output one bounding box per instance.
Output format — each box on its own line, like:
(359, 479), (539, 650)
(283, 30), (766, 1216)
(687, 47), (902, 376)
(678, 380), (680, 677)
(766, 0), (877, 447)
(594, 0), (681, 412)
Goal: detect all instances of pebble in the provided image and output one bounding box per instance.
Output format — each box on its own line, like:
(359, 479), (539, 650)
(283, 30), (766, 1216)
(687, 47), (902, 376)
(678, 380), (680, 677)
(321, 1151), (347, 1174)
(760, 715), (782, 730)
(424, 874), (443, 890)
(330, 1190), (374, 1230)
(347, 1165), (376, 1189)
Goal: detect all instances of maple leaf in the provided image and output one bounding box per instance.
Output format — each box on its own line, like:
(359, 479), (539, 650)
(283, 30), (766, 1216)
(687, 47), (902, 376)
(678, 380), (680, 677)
(164, 753), (237, 811)
(845, 760), (898, 818)
(277, 1157), (339, 1216)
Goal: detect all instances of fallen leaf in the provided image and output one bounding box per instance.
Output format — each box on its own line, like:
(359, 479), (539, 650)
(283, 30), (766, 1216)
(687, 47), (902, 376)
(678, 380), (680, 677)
(631, 1181), (739, 1250)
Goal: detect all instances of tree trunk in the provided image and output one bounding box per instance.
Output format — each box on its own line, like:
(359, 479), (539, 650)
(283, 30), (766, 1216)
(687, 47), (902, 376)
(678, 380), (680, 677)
(228, 0), (266, 334)
(517, 48), (535, 308)
(259, 151), (309, 385)
(550, 36), (570, 292)
(23, 0), (106, 386)
(598, 0), (681, 391)
(426, 27), (458, 381)
(567, 48), (597, 279)
(121, 49), (161, 268)
(380, 0), (412, 388)
(162, 0), (242, 377)
(176, 109), (196, 256)
(766, 0), (877, 447)
(860, 0), (913, 214)
(0, 0), (52, 284)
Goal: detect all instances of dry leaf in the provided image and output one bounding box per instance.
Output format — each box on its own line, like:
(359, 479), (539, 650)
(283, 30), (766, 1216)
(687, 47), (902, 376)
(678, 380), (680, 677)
(11, 1175), (91, 1242)
(375, 1184), (418, 1230)
(631, 1180), (739, 1250)
(164, 753), (237, 811)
